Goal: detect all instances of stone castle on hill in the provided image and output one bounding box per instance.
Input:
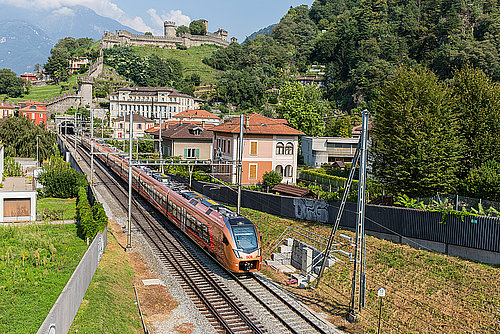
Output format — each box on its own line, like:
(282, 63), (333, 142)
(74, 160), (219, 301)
(101, 19), (237, 49)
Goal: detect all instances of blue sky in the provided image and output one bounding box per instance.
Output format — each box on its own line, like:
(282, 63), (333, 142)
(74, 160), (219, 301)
(0, 0), (315, 40)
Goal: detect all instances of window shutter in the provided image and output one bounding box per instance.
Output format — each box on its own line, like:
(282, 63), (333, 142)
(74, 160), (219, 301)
(184, 148), (188, 158)
(251, 142), (257, 155)
(249, 165), (257, 179)
(195, 149), (200, 159)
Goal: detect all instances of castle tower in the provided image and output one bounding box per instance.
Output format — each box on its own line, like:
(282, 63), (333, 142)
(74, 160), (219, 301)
(199, 19), (209, 33)
(164, 21), (176, 38)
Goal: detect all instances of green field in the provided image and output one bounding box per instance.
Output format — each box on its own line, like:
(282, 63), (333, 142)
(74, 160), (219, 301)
(132, 44), (221, 84)
(37, 197), (77, 221)
(239, 207), (500, 333)
(0, 224), (88, 334)
(1, 75), (78, 103)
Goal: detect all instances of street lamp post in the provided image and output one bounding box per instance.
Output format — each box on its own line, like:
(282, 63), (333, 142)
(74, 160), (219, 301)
(127, 110), (133, 250)
(90, 109), (94, 186)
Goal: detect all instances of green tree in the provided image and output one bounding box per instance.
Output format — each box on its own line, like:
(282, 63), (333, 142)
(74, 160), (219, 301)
(466, 160), (500, 202)
(276, 82), (326, 136)
(189, 20), (207, 35)
(371, 66), (462, 197)
(263, 170), (283, 189)
(38, 156), (88, 198)
(0, 69), (25, 97)
(44, 48), (70, 83)
(0, 117), (58, 161)
(144, 32), (153, 36)
(176, 25), (190, 36)
(449, 65), (500, 180)
(325, 115), (352, 137)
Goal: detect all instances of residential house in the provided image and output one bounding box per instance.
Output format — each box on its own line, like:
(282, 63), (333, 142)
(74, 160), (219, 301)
(19, 101), (47, 110)
(112, 113), (155, 139)
(296, 77), (325, 88)
(172, 109), (220, 125)
(69, 57), (90, 73)
(150, 123), (213, 160)
(109, 87), (200, 120)
(20, 73), (37, 81)
(0, 103), (15, 119)
(211, 113), (304, 185)
(19, 105), (48, 129)
(301, 137), (359, 167)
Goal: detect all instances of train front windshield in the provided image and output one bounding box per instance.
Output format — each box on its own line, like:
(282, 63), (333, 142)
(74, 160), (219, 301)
(232, 225), (258, 252)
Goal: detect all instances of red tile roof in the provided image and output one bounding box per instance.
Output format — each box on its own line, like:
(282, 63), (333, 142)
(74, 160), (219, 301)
(150, 123), (213, 140)
(20, 100), (46, 106)
(0, 103), (14, 109)
(210, 113), (304, 136)
(19, 105), (47, 112)
(173, 109), (219, 120)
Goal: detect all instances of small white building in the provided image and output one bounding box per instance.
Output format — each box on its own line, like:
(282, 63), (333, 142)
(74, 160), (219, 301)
(301, 137), (359, 167)
(0, 177), (37, 222)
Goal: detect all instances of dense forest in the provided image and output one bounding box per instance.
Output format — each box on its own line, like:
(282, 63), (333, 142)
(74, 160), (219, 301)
(205, 0), (499, 110)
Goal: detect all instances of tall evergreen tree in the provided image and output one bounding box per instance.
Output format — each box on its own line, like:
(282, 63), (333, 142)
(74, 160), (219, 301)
(371, 66), (462, 196)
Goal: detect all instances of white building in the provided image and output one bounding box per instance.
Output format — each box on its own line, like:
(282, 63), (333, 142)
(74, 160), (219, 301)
(301, 137), (359, 167)
(109, 87), (200, 120)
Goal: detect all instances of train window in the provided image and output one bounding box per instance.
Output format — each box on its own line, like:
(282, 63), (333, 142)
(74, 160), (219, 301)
(206, 209), (213, 215)
(189, 199), (198, 206)
(231, 225), (258, 251)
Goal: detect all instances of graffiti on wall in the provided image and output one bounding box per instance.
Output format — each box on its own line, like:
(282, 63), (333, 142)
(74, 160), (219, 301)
(293, 198), (329, 223)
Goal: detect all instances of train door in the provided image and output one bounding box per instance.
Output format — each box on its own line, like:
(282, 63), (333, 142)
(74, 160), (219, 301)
(181, 207), (186, 232)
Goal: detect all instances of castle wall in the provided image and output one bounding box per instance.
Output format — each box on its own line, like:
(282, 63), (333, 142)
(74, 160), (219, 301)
(101, 28), (229, 50)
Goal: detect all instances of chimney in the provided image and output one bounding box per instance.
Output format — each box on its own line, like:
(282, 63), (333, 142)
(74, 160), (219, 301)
(244, 115), (250, 129)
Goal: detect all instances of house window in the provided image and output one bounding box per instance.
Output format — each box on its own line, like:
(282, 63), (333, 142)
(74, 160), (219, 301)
(285, 142), (294, 155)
(227, 140), (230, 153)
(250, 141), (258, 155)
(184, 148), (199, 159)
(249, 164), (257, 179)
(31, 114), (35, 120)
(275, 165), (283, 176)
(137, 123), (142, 130)
(285, 165), (293, 177)
(276, 142), (284, 155)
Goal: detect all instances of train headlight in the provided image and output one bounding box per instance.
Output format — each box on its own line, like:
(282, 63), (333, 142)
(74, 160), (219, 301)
(257, 248), (261, 257)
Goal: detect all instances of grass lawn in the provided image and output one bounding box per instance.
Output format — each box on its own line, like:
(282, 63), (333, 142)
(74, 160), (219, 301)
(0, 224), (88, 334)
(68, 229), (145, 333)
(240, 208), (500, 333)
(132, 45), (221, 84)
(1, 75), (78, 103)
(37, 197), (77, 221)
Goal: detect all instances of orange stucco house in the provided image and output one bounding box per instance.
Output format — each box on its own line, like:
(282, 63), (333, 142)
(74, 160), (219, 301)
(211, 113), (304, 185)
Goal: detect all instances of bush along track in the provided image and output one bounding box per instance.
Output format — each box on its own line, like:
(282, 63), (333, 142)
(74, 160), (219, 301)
(76, 186), (108, 242)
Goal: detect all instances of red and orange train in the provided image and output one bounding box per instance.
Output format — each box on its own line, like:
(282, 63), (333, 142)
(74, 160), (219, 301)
(82, 138), (261, 273)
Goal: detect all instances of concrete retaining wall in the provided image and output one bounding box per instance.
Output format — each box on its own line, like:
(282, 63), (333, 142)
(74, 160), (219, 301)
(36, 227), (107, 334)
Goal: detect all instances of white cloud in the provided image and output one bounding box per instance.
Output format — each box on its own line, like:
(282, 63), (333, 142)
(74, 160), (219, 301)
(147, 8), (191, 34)
(52, 7), (74, 16)
(0, 0), (155, 32)
(162, 9), (191, 27)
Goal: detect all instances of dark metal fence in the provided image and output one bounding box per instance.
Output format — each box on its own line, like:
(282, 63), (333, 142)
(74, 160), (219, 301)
(183, 179), (500, 254)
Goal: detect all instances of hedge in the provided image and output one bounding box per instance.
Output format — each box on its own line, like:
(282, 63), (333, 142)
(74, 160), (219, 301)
(76, 186), (108, 241)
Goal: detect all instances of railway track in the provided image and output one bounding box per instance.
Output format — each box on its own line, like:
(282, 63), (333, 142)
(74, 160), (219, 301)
(70, 136), (336, 334)
(74, 140), (263, 334)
